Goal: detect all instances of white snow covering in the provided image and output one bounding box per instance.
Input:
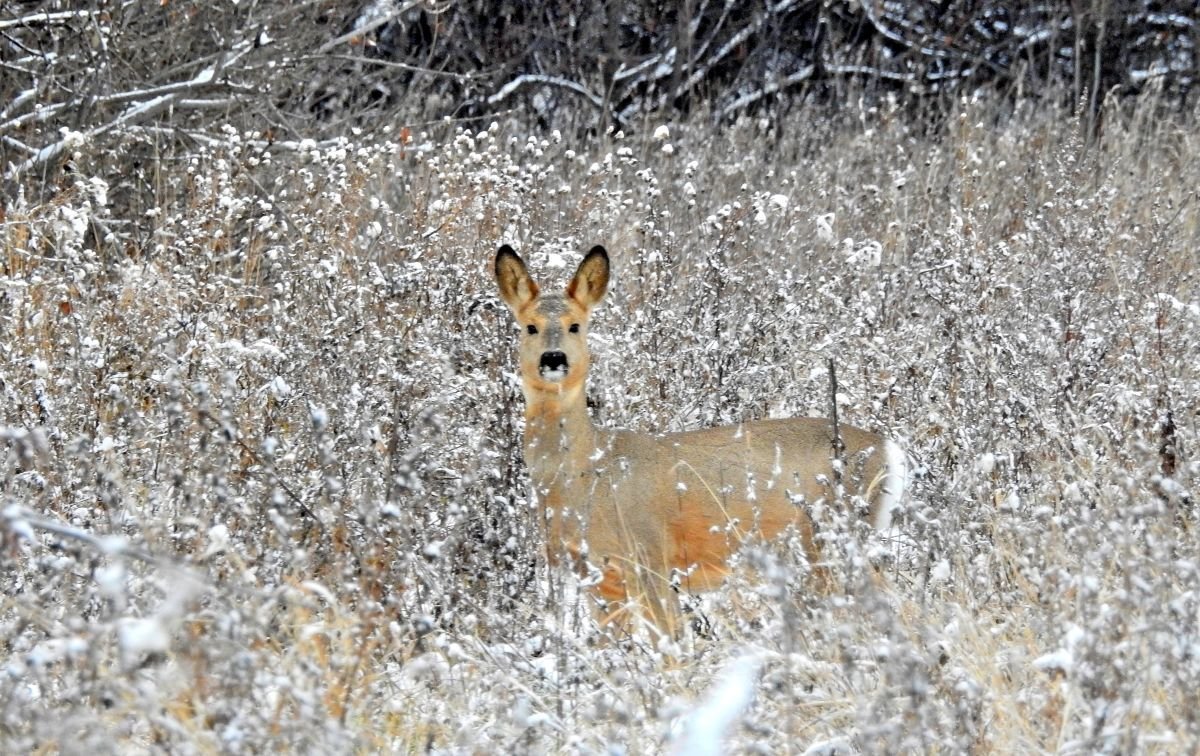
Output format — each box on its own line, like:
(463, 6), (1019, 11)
(1033, 648), (1073, 674)
(802, 737), (855, 756)
(118, 617), (171, 662)
(873, 438), (907, 531)
(670, 654), (762, 756)
(94, 563), (127, 600)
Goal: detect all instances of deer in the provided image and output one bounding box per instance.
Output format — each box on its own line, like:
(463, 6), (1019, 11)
(493, 243), (906, 638)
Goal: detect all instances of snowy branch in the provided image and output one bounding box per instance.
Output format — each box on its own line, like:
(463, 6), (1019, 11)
(0, 76), (235, 135)
(717, 65), (816, 120)
(673, 0), (800, 104)
(4, 504), (173, 571)
(858, 0), (952, 60)
(4, 37), (262, 180)
(317, 0), (421, 54)
(487, 74), (607, 112)
(0, 9), (98, 30)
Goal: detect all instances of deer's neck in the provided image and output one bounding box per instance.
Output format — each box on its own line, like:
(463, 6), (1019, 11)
(522, 386), (598, 488)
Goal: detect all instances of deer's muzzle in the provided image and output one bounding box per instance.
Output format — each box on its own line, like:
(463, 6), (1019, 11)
(539, 351), (568, 380)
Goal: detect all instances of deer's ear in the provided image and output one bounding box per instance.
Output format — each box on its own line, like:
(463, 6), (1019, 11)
(495, 245), (539, 311)
(566, 245), (609, 309)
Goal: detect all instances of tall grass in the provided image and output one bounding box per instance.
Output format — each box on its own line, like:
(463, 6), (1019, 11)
(2, 91), (1198, 753)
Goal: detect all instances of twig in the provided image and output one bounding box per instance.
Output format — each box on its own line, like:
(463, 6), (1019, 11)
(613, 49), (675, 83)
(826, 357), (845, 489)
(0, 65), (242, 135)
(822, 63), (918, 84)
(195, 412), (323, 525)
(859, 0), (950, 60)
(620, 0), (802, 122)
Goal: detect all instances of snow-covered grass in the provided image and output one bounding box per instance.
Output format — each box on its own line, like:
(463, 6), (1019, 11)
(2, 93), (1198, 753)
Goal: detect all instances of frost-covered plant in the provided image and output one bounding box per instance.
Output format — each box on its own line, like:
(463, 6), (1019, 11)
(1, 90), (1198, 753)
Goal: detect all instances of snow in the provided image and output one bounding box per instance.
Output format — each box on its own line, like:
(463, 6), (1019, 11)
(268, 375), (291, 399)
(94, 563), (127, 600)
(802, 737), (854, 756)
(2, 96), (1199, 753)
(974, 452), (996, 475)
(204, 524), (231, 558)
(309, 404), (328, 431)
(2, 507), (36, 544)
(670, 654), (761, 756)
(118, 617), (171, 663)
(1033, 649), (1072, 675)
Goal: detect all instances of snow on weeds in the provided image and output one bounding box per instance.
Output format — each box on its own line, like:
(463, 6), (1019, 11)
(1, 95), (1199, 752)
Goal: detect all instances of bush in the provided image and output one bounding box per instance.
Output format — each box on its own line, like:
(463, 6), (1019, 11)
(2, 83), (1199, 750)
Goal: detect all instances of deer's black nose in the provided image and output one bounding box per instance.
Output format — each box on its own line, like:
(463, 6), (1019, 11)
(539, 351), (568, 374)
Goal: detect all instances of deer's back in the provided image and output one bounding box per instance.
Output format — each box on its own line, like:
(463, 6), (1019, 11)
(583, 418), (891, 589)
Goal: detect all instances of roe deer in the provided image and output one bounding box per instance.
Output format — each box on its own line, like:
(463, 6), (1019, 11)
(494, 244), (905, 637)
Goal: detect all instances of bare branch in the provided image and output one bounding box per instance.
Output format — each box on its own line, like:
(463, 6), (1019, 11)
(823, 64), (919, 84)
(859, 1), (951, 60)
(0, 9), (98, 31)
(0, 88), (37, 123)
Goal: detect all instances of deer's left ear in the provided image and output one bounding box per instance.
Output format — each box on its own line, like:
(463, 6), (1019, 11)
(566, 245), (609, 310)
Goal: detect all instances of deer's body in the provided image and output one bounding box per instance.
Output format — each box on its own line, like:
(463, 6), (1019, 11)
(496, 244), (904, 635)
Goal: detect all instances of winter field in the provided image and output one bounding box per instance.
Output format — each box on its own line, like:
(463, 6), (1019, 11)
(2, 93), (1199, 753)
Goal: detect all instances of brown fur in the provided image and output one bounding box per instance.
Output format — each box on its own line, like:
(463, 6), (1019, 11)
(495, 244), (904, 637)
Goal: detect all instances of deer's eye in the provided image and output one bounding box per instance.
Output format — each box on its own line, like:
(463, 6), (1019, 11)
(568, 323), (580, 334)
(526, 324), (538, 335)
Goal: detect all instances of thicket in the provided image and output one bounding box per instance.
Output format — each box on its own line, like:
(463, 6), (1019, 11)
(2, 0), (1196, 201)
(2, 1), (1199, 753)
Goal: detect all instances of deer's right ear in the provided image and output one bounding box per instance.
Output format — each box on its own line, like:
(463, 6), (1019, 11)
(495, 244), (539, 311)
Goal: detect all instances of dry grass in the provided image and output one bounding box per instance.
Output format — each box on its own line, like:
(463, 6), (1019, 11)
(2, 91), (1198, 753)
